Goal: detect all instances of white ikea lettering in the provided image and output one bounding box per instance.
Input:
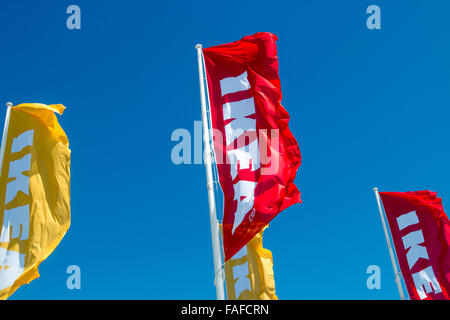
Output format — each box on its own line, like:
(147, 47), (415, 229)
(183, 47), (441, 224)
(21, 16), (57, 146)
(233, 263), (251, 298)
(224, 119), (256, 147)
(5, 130), (34, 205)
(0, 205), (30, 242)
(0, 130), (34, 291)
(0, 131), (34, 242)
(223, 98), (256, 121)
(220, 72), (259, 233)
(5, 154), (32, 204)
(231, 246), (251, 298)
(1, 134), (34, 241)
(232, 181), (256, 234)
(397, 211), (429, 269)
(227, 139), (260, 180)
(396, 210), (442, 299)
(411, 266), (442, 299)
(220, 71), (250, 97)
(10, 130), (34, 154)
(0, 248), (25, 290)
(220, 75), (256, 147)
(223, 98), (256, 147)
(396, 210), (419, 231)
(233, 245), (247, 260)
(402, 230), (429, 269)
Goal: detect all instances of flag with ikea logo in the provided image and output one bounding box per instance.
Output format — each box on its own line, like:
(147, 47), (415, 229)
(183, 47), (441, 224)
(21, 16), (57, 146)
(224, 226), (277, 300)
(0, 103), (70, 300)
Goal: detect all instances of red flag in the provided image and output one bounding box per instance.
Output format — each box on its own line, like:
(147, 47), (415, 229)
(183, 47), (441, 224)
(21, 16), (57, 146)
(379, 191), (450, 300)
(203, 33), (301, 261)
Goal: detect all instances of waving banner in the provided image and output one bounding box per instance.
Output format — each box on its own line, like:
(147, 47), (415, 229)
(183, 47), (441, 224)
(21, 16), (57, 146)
(203, 32), (301, 261)
(379, 191), (450, 300)
(0, 103), (71, 299)
(225, 226), (277, 300)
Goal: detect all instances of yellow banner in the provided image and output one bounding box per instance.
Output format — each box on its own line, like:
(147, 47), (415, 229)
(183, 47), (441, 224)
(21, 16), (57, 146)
(225, 227), (278, 300)
(0, 103), (70, 299)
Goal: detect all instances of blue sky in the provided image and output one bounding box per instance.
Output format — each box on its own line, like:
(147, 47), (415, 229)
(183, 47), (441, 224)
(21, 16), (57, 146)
(0, 0), (449, 299)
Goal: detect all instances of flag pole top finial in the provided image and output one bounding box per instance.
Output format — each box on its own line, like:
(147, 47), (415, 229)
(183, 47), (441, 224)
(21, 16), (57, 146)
(195, 44), (202, 50)
(373, 187), (379, 192)
(6, 102), (12, 108)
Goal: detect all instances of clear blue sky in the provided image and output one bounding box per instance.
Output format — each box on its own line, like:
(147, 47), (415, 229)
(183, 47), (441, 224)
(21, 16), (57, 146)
(0, 0), (449, 299)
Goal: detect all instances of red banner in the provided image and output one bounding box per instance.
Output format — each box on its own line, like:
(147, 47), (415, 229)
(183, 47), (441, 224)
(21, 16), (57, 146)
(203, 33), (301, 261)
(379, 191), (450, 300)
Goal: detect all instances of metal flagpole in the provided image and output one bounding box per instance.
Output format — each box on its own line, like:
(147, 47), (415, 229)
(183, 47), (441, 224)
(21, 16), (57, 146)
(0, 102), (12, 175)
(195, 44), (225, 300)
(373, 187), (406, 300)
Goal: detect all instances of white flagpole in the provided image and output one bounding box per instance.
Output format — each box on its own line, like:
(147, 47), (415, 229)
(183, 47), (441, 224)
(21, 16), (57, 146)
(195, 44), (225, 300)
(0, 102), (12, 175)
(373, 187), (406, 300)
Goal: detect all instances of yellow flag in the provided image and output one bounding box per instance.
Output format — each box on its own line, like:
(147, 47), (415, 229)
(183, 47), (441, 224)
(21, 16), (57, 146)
(225, 227), (278, 300)
(0, 103), (70, 299)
